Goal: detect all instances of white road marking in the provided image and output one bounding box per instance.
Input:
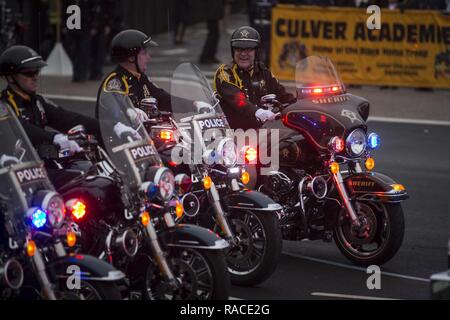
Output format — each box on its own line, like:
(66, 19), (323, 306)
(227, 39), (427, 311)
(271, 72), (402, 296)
(368, 116), (450, 126)
(159, 48), (188, 55)
(283, 252), (430, 283)
(45, 91), (449, 126)
(311, 292), (400, 300)
(45, 94), (96, 102)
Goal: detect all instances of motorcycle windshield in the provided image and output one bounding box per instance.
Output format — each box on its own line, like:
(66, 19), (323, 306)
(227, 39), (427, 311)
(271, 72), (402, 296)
(98, 91), (163, 191)
(171, 63), (234, 164)
(295, 55), (344, 93)
(283, 56), (362, 149)
(171, 62), (225, 121)
(0, 102), (53, 216)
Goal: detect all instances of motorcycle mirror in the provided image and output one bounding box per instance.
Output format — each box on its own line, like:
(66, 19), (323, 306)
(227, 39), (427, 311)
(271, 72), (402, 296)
(14, 139), (22, 152)
(126, 108), (139, 125)
(141, 98), (160, 118)
(141, 97), (158, 108)
(193, 101), (214, 114)
(68, 125), (86, 136)
(260, 94), (277, 104)
(14, 139), (26, 161)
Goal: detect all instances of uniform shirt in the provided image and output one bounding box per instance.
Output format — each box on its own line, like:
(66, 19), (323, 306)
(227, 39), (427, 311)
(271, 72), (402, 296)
(97, 65), (172, 113)
(0, 86), (100, 146)
(214, 61), (295, 130)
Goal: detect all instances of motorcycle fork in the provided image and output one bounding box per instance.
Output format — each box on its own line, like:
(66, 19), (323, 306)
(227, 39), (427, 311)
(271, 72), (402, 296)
(142, 219), (179, 288)
(30, 248), (58, 300)
(331, 171), (360, 227)
(207, 182), (236, 245)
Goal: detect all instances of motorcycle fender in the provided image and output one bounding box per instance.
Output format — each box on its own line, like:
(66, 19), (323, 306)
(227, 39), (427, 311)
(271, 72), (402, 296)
(48, 254), (125, 282)
(159, 224), (229, 250)
(344, 172), (409, 203)
(222, 189), (282, 212)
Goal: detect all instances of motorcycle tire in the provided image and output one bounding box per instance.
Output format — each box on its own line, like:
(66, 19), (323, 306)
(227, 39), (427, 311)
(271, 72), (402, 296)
(144, 248), (230, 300)
(334, 201), (405, 267)
(226, 210), (282, 286)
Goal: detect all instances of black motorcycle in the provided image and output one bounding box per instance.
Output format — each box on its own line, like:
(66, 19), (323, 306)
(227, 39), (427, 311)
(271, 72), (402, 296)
(143, 63), (282, 286)
(53, 91), (230, 299)
(252, 56), (407, 266)
(0, 101), (124, 300)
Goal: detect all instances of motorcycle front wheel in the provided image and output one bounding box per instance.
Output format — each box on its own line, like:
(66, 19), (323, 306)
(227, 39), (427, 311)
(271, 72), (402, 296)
(143, 247), (229, 300)
(225, 209), (282, 286)
(334, 201), (405, 266)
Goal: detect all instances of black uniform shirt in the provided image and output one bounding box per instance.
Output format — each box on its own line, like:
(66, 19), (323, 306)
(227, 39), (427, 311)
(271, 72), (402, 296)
(0, 87), (100, 146)
(98, 65), (172, 112)
(214, 61), (295, 130)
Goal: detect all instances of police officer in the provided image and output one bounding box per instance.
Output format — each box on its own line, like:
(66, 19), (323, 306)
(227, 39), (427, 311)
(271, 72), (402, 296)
(98, 29), (172, 117)
(214, 26), (295, 130)
(0, 45), (100, 153)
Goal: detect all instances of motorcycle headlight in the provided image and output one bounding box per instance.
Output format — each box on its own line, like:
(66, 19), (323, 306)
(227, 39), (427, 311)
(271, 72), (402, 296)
(146, 167), (175, 201)
(345, 129), (367, 157)
(217, 138), (237, 167)
(33, 191), (65, 228)
(42, 193), (66, 228)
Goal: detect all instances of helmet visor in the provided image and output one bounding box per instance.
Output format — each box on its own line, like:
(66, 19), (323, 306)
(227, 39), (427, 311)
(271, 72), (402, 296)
(143, 37), (159, 48)
(20, 56), (47, 70)
(231, 40), (259, 49)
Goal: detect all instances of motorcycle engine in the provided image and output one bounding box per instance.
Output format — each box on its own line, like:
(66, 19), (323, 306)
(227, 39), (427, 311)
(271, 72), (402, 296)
(0, 253), (24, 298)
(260, 170), (300, 208)
(260, 169), (330, 241)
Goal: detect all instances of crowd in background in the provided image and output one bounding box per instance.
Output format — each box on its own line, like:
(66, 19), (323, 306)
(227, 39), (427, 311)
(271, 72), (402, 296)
(278, 0), (450, 10)
(2, 0), (449, 84)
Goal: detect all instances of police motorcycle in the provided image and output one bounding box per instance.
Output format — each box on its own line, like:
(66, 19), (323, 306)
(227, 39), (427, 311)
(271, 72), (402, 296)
(142, 62), (282, 286)
(60, 89), (229, 300)
(0, 101), (124, 300)
(251, 55), (407, 266)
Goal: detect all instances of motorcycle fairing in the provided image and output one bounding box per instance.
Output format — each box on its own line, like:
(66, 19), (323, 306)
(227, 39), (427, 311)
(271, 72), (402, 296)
(48, 253), (125, 281)
(282, 93), (369, 150)
(222, 189), (282, 212)
(344, 172), (409, 203)
(158, 224), (228, 250)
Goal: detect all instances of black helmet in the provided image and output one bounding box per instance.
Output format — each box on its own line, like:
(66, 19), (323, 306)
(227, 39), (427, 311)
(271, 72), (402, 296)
(0, 45), (47, 76)
(230, 26), (261, 49)
(111, 29), (158, 60)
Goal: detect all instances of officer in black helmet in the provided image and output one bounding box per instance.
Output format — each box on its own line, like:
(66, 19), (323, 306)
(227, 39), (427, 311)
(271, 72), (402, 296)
(214, 26), (295, 130)
(97, 29), (172, 120)
(0, 45), (100, 153)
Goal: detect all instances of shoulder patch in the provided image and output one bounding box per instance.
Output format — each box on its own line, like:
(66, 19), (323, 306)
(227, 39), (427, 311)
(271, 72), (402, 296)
(106, 78), (122, 91)
(214, 64), (242, 90)
(0, 101), (9, 118)
(103, 73), (129, 94)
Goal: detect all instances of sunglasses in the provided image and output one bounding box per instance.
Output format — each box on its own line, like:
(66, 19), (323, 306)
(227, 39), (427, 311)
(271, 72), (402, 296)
(234, 47), (255, 53)
(19, 70), (40, 78)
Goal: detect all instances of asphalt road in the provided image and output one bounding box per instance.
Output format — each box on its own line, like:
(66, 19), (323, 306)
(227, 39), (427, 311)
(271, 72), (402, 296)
(53, 96), (450, 300)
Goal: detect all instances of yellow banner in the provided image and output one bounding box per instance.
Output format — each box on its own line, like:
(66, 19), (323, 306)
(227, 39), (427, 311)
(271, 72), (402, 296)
(271, 5), (450, 88)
